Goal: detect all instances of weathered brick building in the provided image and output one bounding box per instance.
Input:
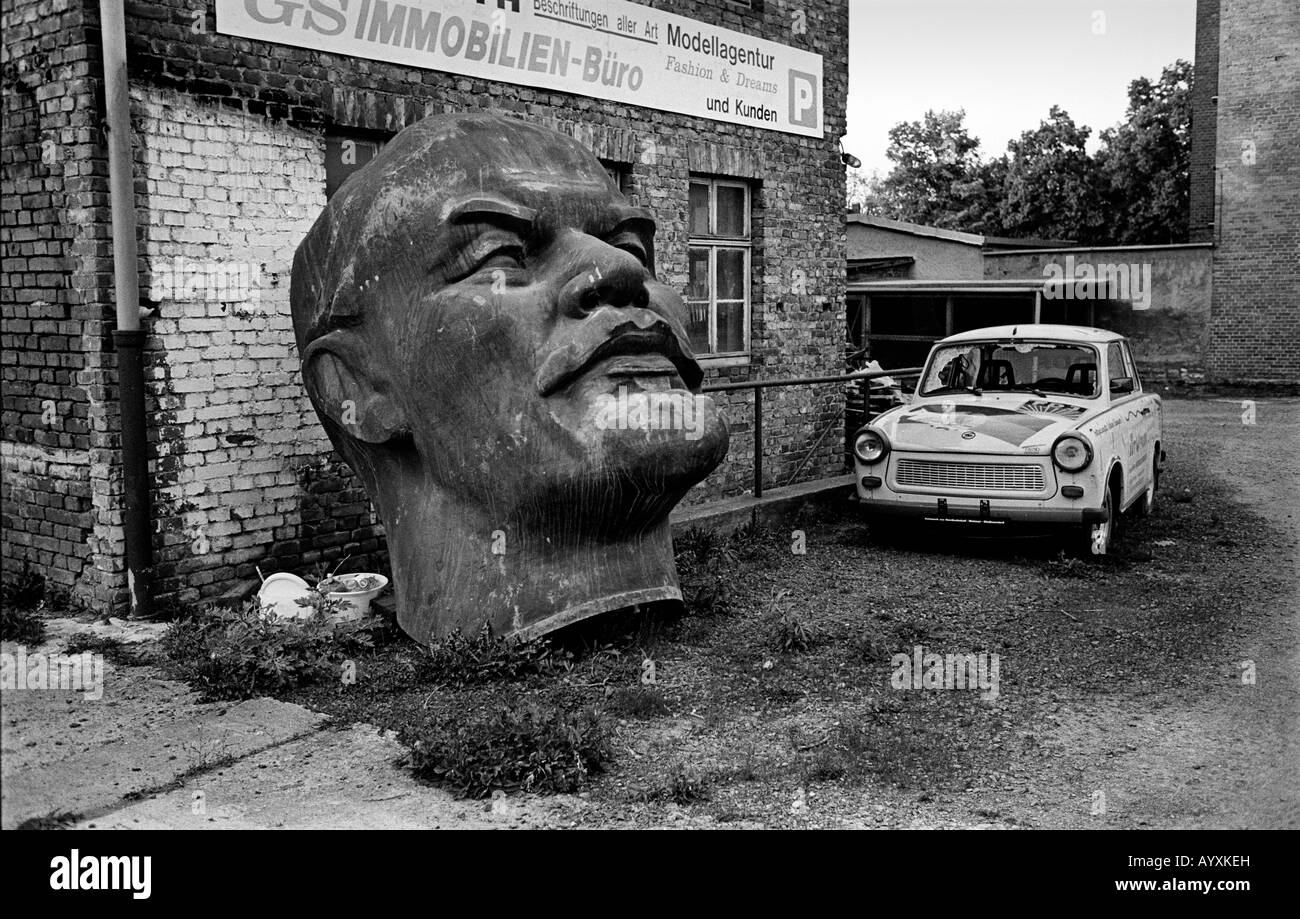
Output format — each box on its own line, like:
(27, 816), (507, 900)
(2, 0), (850, 613)
(1192, 0), (1300, 382)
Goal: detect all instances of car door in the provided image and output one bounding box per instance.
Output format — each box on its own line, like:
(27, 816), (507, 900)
(1108, 341), (1156, 505)
(1123, 340), (1160, 497)
(1107, 341), (1143, 504)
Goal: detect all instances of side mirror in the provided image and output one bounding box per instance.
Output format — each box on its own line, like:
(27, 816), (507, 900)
(1109, 377), (1134, 395)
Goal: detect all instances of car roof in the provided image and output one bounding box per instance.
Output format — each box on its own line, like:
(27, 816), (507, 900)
(936, 324), (1123, 345)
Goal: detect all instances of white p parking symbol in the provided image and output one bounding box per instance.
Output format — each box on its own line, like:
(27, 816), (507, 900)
(788, 70), (819, 128)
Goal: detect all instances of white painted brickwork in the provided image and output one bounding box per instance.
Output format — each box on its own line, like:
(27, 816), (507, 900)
(132, 88), (341, 602)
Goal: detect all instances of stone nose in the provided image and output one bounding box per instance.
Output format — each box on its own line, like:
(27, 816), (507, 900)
(557, 237), (651, 319)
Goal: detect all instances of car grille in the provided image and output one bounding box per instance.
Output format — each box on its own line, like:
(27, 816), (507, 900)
(895, 459), (1047, 492)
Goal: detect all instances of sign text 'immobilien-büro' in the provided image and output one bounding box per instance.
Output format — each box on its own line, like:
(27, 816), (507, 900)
(217, 0), (825, 137)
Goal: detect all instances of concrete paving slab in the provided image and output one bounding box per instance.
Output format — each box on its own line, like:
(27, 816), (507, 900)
(77, 724), (594, 829)
(1, 634), (327, 828)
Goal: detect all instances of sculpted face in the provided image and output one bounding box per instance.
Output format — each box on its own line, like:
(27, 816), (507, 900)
(291, 114), (729, 642)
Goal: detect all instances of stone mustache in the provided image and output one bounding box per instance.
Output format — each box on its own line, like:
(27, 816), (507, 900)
(290, 114), (729, 643)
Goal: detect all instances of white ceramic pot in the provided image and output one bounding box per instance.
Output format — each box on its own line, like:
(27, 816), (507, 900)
(316, 573), (389, 623)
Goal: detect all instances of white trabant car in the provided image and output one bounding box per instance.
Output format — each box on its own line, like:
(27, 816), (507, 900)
(852, 325), (1164, 555)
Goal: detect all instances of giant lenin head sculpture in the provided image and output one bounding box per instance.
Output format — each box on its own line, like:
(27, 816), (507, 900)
(290, 114), (729, 643)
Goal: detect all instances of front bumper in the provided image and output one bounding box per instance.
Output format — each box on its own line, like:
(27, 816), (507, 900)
(854, 494), (1107, 525)
(854, 451), (1107, 526)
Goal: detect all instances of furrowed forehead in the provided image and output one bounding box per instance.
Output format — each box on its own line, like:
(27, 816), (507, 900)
(292, 115), (626, 338)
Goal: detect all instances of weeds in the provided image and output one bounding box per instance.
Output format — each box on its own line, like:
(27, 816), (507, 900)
(768, 590), (814, 653)
(1, 604), (46, 645)
(675, 525), (737, 618)
(63, 634), (139, 665)
(405, 701), (611, 798)
(674, 525), (737, 571)
(161, 601), (375, 700)
(796, 722), (872, 785)
(1042, 551), (1092, 579)
(1, 565), (45, 611)
(2, 566), (48, 644)
(416, 624), (567, 687)
(639, 762), (711, 805)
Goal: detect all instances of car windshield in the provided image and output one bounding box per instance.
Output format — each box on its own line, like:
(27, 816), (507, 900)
(919, 341), (1101, 398)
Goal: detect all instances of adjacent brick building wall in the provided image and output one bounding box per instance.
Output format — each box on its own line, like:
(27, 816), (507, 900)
(3, 0), (850, 611)
(1, 0), (132, 608)
(1188, 0), (1219, 244)
(1203, 0), (1300, 383)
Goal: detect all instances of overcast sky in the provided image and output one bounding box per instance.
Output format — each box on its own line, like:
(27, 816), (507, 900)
(843, 0), (1197, 175)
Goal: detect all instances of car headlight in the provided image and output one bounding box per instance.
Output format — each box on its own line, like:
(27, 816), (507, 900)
(1052, 434), (1093, 472)
(854, 428), (889, 464)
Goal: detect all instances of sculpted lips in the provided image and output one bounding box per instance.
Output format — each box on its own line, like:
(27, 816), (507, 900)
(536, 306), (703, 397)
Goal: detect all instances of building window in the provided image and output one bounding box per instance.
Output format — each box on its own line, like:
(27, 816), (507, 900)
(686, 177), (751, 358)
(324, 133), (387, 199)
(601, 160), (632, 196)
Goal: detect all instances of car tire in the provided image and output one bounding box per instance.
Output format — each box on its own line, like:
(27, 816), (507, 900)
(1084, 481), (1116, 556)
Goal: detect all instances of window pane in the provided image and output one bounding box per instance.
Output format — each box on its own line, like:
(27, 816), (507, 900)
(1108, 343), (1126, 377)
(716, 185), (747, 237)
(686, 304), (711, 354)
(687, 248), (710, 300)
(689, 183), (710, 236)
(717, 249), (746, 301)
(717, 300), (746, 354)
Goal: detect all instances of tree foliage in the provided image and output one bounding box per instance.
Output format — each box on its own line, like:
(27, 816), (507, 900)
(848, 61), (1193, 245)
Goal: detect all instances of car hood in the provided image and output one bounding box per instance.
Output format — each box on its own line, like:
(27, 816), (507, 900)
(873, 397), (1094, 455)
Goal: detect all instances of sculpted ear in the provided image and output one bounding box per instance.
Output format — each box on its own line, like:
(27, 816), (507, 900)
(302, 331), (407, 444)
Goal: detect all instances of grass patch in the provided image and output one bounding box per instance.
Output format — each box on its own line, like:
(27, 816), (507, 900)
(404, 700), (611, 799)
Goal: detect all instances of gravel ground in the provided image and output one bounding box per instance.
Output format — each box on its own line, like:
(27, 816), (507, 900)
(266, 395), (1298, 829)
(23, 396), (1289, 829)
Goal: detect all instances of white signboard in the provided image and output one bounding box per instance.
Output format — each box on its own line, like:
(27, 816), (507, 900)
(216, 0), (824, 137)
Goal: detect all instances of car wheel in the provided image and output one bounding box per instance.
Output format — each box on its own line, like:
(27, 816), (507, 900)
(1085, 483), (1116, 556)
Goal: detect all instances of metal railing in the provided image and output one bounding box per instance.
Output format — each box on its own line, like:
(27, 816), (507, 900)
(701, 366), (923, 498)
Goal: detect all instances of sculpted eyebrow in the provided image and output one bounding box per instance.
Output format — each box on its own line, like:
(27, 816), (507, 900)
(605, 205), (656, 235)
(448, 197), (537, 233)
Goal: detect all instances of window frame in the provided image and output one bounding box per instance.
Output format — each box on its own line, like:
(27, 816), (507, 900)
(324, 130), (390, 200)
(686, 177), (753, 362)
(1107, 341), (1136, 396)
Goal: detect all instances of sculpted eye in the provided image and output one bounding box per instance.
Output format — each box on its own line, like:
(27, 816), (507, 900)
(443, 237), (526, 283)
(477, 245), (526, 273)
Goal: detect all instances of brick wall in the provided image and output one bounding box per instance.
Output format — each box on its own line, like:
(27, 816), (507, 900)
(1204, 0), (1300, 383)
(4, 0), (850, 610)
(132, 87), (386, 604)
(1, 0), (126, 606)
(1188, 0), (1219, 244)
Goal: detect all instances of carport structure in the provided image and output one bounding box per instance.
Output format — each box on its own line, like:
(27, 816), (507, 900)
(846, 278), (1131, 371)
